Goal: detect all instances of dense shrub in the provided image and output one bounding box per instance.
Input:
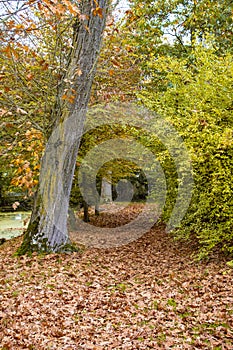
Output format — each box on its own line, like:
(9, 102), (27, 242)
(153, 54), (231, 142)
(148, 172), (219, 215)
(139, 45), (233, 257)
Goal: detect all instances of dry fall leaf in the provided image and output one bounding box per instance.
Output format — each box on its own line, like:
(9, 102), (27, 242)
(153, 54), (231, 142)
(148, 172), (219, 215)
(0, 204), (232, 349)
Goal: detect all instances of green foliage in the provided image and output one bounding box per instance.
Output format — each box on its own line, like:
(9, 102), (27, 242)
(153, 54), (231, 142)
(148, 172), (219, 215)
(138, 44), (233, 256)
(127, 0), (233, 55)
(226, 260), (233, 268)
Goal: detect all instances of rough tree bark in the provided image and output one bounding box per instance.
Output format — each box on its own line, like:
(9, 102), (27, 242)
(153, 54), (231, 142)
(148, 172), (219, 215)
(18, 0), (109, 254)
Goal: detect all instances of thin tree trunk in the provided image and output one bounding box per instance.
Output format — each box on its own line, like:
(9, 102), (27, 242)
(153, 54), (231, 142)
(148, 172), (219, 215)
(101, 174), (112, 202)
(94, 175), (101, 215)
(83, 201), (90, 222)
(18, 0), (109, 254)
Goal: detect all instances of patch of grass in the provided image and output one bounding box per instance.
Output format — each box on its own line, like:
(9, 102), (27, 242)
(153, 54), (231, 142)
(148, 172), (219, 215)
(133, 277), (144, 284)
(167, 298), (177, 309)
(85, 281), (93, 286)
(137, 337), (144, 341)
(155, 278), (164, 286)
(138, 319), (150, 326)
(46, 284), (56, 290)
(12, 290), (19, 297)
(108, 282), (128, 293)
(179, 311), (192, 319)
(156, 332), (166, 344)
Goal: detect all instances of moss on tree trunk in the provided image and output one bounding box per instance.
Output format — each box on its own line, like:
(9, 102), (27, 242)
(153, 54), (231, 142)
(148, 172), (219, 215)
(17, 0), (109, 255)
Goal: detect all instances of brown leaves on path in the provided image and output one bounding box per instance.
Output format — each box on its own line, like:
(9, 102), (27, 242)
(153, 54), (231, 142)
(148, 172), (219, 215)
(0, 205), (233, 349)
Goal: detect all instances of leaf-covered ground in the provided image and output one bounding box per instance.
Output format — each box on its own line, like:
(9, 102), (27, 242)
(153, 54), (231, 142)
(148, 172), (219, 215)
(0, 205), (233, 349)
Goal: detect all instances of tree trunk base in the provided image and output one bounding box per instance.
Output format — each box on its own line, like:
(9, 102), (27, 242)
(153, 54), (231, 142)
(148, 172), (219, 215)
(16, 217), (80, 255)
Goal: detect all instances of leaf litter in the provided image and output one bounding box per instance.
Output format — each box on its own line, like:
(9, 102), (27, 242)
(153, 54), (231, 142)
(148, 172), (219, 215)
(0, 204), (233, 349)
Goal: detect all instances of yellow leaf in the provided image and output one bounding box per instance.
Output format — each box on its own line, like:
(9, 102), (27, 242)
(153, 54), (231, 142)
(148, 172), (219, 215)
(75, 68), (82, 76)
(93, 7), (103, 19)
(112, 59), (120, 67)
(15, 24), (25, 30)
(26, 73), (34, 80)
(96, 7), (103, 18)
(22, 45), (30, 52)
(68, 95), (75, 103)
(62, 94), (68, 100)
(84, 25), (90, 32)
(62, 0), (80, 15)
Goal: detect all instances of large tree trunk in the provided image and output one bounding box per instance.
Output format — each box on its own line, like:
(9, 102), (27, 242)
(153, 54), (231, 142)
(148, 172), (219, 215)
(18, 0), (109, 254)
